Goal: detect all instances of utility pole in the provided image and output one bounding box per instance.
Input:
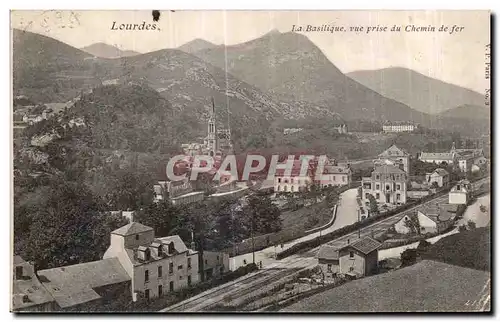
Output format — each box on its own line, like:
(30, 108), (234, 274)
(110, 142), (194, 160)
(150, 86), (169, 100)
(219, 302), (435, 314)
(251, 216), (255, 264)
(358, 209), (361, 238)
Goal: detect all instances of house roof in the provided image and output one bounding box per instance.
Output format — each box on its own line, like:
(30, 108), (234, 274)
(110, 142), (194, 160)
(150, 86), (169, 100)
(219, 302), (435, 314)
(282, 260), (491, 312)
(317, 245), (339, 260)
(37, 258), (130, 308)
(156, 235), (189, 254)
(324, 165), (350, 175)
(373, 165), (406, 175)
(342, 237), (382, 255)
(433, 168), (449, 176)
(420, 152), (455, 161)
(12, 256), (55, 310)
(378, 144), (408, 157)
(111, 222), (153, 236)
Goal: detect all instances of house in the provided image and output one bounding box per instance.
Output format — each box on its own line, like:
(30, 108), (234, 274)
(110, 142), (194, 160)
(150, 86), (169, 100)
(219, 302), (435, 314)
(376, 144), (411, 174)
(425, 168), (450, 188)
(22, 114), (43, 125)
(331, 116), (348, 134)
(274, 160), (313, 193)
(382, 122), (417, 133)
(170, 191), (205, 206)
(282, 260), (491, 312)
(337, 237), (382, 278)
(164, 178), (205, 206)
(201, 251), (230, 281)
(361, 165), (407, 206)
(318, 165), (351, 188)
(103, 222), (200, 301)
(419, 152), (456, 167)
(394, 204), (455, 235)
(37, 258), (132, 311)
(12, 256), (56, 312)
(449, 180), (471, 205)
(317, 245), (340, 280)
(457, 152), (475, 173)
(283, 128), (303, 135)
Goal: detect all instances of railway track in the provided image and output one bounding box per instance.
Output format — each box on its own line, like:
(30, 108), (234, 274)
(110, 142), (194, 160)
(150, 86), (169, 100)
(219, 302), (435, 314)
(161, 177), (489, 312)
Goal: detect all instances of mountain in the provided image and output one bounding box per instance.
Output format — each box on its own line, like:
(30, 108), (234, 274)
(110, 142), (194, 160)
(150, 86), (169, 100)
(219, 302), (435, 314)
(438, 104), (490, 120)
(193, 30), (431, 124)
(12, 28), (103, 103)
(178, 38), (218, 54)
(347, 67), (486, 115)
(81, 43), (140, 58)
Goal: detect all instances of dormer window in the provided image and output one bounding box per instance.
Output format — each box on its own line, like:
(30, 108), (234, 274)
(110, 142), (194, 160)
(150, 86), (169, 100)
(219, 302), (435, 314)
(168, 242), (175, 254)
(135, 234), (139, 240)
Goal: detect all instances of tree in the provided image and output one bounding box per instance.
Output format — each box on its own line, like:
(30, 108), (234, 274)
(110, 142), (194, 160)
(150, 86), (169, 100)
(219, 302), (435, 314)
(242, 193), (282, 235)
(400, 248), (418, 267)
(367, 194), (378, 215)
(417, 240), (431, 252)
(15, 176), (128, 269)
(467, 220), (477, 230)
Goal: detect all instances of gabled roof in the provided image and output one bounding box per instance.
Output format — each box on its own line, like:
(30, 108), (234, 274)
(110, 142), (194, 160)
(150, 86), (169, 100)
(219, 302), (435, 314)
(373, 165), (406, 175)
(317, 245), (339, 260)
(157, 235), (189, 254)
(378, 144), (409, 157)
(111, 222), (153, 236)
(37, 258), (130, 309)
(420, 152), (455, 161)
(433, 168), (449, 176)
(342, 237), (382, 255)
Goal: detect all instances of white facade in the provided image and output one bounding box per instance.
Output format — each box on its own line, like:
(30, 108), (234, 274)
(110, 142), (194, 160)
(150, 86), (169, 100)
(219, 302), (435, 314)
(448, 181), (470, 205)
(425, 169), (450, 188)
(318, 166), (351, 188)
(377, 145), (411, 174)
(274, 175), (311, 193)
(103, 223), (200, 301)
(362, 165), (407, 206)
(382, 124), (416, 133)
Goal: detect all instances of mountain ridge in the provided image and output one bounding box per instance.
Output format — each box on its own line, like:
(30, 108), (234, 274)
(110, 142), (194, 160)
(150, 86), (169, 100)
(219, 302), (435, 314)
(347, 67), (485, 115)
(80, 42), (140, 58)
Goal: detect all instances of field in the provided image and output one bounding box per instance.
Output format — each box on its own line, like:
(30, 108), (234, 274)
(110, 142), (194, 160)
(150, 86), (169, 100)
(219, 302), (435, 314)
(280, 201), (332, 231)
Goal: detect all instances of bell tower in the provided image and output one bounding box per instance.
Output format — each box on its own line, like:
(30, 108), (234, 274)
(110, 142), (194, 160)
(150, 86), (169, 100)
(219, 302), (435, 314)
(207, 98), (218, 156)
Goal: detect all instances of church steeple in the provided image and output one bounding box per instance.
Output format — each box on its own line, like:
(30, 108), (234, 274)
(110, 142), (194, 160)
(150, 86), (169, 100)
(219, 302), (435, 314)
(207, 98), (218, 156)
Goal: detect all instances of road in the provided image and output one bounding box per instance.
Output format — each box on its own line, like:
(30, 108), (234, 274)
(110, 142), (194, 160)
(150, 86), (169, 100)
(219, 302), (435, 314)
(229, 188), (359, 271)
(162, 177), (489, 312)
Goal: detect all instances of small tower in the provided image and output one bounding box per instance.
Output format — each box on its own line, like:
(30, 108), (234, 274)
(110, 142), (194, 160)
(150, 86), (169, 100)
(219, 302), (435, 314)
(207, 98), (218, 156)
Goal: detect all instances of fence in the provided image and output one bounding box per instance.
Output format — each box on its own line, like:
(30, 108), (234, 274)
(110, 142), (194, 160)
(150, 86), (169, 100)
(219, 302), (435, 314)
(275, 175), (488, 260)
(223, 181), (360, 257)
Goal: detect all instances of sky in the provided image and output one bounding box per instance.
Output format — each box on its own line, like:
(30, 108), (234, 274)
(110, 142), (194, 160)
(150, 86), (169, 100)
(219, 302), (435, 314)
(10, 10), (490, 93)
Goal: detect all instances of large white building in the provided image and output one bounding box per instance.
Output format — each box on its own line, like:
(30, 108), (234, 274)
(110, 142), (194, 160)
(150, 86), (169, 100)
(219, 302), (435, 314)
(382, 123), (417, 133)
(362, 165), (408, 206)
(274, 160), (313, 193)
(317, 165), (352, 188)
(448, 180), (471, 205)
(103, 223), (200, 301)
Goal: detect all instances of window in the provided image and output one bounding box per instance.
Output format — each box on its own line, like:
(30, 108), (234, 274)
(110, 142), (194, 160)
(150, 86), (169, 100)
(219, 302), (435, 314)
(333, 176), (336, 181)
(188, 258), (192, 269)
(188, 275), (192, 286)
(396, 184), (401, 190)
(205, 259), (208, 265)
(396, 194), (401, 201)
(145, 289), (150, 301)
(169, 281), (174, 292)
(386, 185), (390, 191)
(365, 193), (369, 199)
(376, 193), (380, 199)
(178, 265), (183, 270)
(145, 270), (149, 282)
(179, 275), (183, 280)
(375, 184), (380, 190)
(327, 264), (332, 272)
(291, 186), (294, 192)
(158, 285), (163, 297)
(421, 227), (426, 233)
(135, 234), (139, 240)
(291, 178), (294, 184)
(376, 175), (380, 180)
(349, 267), (354, 272)
(277, 186), (281, 191)
(216, 255), (219, 261)
(349, 251), (354, 258)
(278, 178), (281, 183)
(169, 263), (174, 274)
(158, 266), (162, 278)
(342, 176), (346, 182)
